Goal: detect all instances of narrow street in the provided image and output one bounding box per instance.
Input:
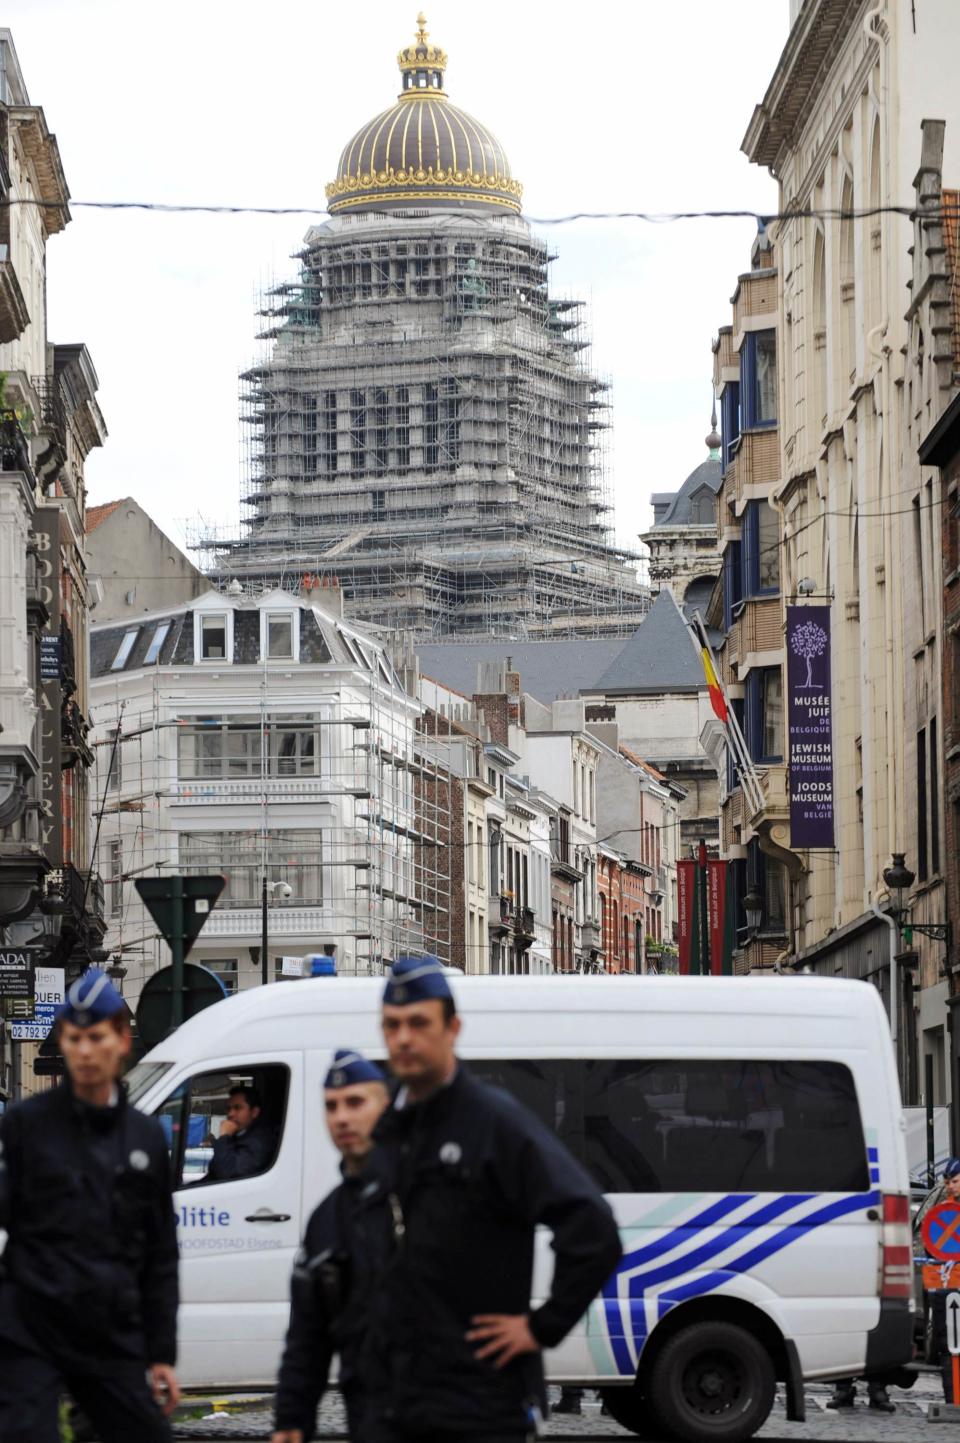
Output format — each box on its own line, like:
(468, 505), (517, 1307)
(172, 1379), (951, 1443)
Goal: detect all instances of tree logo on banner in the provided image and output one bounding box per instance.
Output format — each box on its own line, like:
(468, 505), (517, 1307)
(790, 619), (828, 689)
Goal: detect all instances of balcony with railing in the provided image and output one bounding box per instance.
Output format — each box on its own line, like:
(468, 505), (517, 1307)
(512, 906), (536, 946)
(748, 763), (790, 830)
(0, 245), (29, 344)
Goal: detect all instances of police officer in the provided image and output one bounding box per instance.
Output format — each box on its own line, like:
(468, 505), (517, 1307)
(272, 1049), (390, 1443)
(363, 956), (623, 1443)
(0, 969), (179, 1443)
(206, 1084), (277, 1181)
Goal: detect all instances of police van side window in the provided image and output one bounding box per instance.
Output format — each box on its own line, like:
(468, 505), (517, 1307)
(469, 1059), (869, 1195)
(154, 1065), (289, 1188)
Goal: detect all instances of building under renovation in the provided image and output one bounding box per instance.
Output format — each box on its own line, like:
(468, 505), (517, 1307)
(200, 15), (647, 640)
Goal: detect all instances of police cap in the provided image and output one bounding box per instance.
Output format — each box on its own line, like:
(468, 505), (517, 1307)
(382, 955), (453, 1008)
(56, 968), (126, 1028)
(324, 1048), (386, 1090)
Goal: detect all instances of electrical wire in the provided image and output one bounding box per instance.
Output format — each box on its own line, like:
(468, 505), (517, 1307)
(5, 199), (956, 225)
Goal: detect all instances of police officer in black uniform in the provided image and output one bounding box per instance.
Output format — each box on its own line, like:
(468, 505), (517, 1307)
(272, 1049), (390, 1443)
(363, 956), (623, 1443)
(0, 969), (179, 1443)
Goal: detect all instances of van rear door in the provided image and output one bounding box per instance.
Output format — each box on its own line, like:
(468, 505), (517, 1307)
(152, 1052), (303, 1389)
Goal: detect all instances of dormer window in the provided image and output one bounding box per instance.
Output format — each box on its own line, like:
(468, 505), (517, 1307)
(143, 621), (171, 666)
(263, 610), (298, 661)
(197, 613), (229, 662)
(110, 628), (139, 671)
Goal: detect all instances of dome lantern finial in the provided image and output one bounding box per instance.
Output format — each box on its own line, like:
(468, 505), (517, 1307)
(705, 388), (721, 457)
(398, 12), (448, 95)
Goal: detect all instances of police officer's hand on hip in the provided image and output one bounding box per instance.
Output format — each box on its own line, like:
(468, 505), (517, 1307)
(0, 969), (180, 1443)
(359, 957), (623, 1443)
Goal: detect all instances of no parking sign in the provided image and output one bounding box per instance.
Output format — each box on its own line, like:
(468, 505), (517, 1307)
(922, 1203), (960, 1262)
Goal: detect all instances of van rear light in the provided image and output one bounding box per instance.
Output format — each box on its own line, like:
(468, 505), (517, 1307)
(880, 1193), (913, 1298)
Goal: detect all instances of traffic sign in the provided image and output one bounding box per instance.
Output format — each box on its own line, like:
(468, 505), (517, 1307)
(134, 875), (226, 958)
(136, 962), (227, 1049)
(922, 1202), (960, 1261)
(947, 1293), (960, 1356)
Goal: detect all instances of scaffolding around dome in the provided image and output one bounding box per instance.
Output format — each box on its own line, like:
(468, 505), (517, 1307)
(190, 211), (647, 640)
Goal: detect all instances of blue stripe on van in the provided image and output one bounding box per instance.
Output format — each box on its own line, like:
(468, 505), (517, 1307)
(601, 1195), (754, 1373)
(625, 1193), (814, 1302)
(654, 1190), (881, 1322)
(867, 1147), (880, 1161)
(604, 1189), (881, 1372)
(613, 1194), (756, 1274)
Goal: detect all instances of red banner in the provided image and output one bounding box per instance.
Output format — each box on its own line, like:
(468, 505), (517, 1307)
(677, 860), (697, 975)
(706, 860), (726, 976)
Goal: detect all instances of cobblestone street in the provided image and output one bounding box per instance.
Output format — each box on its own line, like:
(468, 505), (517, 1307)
(173, 1377), (954, 1442)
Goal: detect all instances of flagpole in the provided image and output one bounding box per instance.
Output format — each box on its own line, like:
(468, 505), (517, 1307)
(688, 611), (766, 817)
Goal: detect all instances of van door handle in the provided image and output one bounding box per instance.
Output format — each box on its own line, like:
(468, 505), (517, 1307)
(245, 1208), (291, 1223)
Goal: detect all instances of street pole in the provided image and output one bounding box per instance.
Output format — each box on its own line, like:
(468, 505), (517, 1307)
(926, 1052), (936, 1186)
(170, 873), (184, 1030)
(261, 875), (269, 986)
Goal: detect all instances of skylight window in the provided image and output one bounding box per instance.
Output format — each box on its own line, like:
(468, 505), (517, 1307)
(110, 628), (139, 671)
(143, 621), (171, 666)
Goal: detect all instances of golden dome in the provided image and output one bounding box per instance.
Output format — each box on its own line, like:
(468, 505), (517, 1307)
(325, 14), (522, 216)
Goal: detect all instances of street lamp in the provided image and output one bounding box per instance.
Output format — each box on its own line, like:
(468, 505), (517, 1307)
(742, 888), (763, 938)
(261, 878), (293, 986)
(882, 853), (915, 920)
(881, 852), (950, 947)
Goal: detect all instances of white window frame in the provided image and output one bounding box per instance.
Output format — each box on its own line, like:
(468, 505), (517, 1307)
(261, 609), (300, 663)
(111, 628), (139, 671)
(143, 620), (171, 666)
(194, 610), (233, 664)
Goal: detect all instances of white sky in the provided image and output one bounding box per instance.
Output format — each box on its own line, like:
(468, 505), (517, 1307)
(9, 0), (787, 559)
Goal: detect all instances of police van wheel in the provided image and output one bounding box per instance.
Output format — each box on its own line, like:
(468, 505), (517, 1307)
(647, 1320), (775, 1442)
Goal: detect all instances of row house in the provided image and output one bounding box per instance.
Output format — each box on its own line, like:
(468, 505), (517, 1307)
(0, 33), (106, 1098)
(705, 229), (792, 973)
(420, 659), (679, 974)
(739, 0), (960, 1108)
(907, 127), (960, 1121)
(417, 673), (552, 975)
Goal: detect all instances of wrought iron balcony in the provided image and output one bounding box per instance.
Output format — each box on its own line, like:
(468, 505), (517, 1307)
(512, 906), (536, 944)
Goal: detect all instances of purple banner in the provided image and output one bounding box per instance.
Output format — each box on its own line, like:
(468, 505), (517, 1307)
(786, 605), (835, 848)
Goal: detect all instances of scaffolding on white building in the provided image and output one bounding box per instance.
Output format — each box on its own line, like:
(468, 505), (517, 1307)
(88, 619), (454, 999)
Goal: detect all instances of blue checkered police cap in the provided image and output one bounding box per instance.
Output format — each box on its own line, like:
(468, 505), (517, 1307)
(55, 969), (126, 1028)
(324, 1049), (386, 1090)
(382, 955), (453, 1008)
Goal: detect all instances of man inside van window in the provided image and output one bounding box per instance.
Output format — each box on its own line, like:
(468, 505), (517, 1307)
(0, 968), (179, 1443)
(206, 1084), (276, 1181)
(272, 1049), (390, 1443)
(362, 956), (623, 1443)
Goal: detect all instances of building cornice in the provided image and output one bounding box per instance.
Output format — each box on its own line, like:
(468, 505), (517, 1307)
(742, 0), (873, 173)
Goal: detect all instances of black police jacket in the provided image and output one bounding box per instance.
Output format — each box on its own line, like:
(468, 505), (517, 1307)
(274, 1157), (388, 1441)
(0, 1076), (178, 1367)
(206, 1118), (277, 1182)
(362, 1065), (623, 1440)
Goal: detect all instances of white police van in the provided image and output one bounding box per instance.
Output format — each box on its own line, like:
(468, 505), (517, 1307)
(127, 974), (912, 1441)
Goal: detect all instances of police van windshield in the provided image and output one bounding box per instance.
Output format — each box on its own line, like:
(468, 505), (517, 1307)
(125, 1060), (174, 1107)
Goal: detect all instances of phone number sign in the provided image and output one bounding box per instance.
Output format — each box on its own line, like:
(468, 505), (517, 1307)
(10, 965), (64, 1041)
